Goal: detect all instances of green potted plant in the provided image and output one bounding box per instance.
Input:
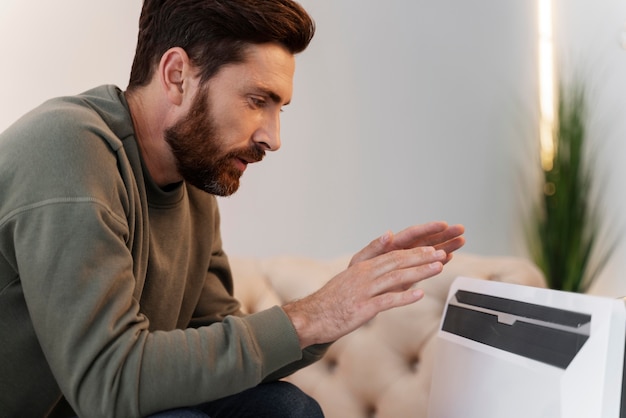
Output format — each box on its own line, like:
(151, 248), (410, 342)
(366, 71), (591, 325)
(526, 81), (614, 293)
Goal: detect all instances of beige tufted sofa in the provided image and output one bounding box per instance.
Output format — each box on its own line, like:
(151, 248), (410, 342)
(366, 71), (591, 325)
(230, 252), (546, 418)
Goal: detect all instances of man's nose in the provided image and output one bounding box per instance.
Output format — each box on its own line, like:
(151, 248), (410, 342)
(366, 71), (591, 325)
(254, 114), (281, 152)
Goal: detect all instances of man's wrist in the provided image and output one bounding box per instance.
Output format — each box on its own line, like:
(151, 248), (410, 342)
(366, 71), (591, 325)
(282, 300), (315, 349)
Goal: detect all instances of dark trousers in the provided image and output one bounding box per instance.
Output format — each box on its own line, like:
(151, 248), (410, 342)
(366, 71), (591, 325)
(147, 381), (324, 418)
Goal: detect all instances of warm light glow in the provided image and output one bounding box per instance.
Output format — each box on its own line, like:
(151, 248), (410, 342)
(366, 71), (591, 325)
(538, 0), (556, 171)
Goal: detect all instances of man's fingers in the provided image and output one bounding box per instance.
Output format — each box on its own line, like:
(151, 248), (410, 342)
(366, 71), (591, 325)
(350, 221), (458, 266)
(389, 221), (451, 249)
(351, 246), (446, 294)
(401, 223), (465, 249)
(349, 229), (394, 266)
(350, 222), (465, 268)
(368, 257), (445, 297)
(372, 286), (426, 313)
(434, 235), (466, 258)
(376, 222), (464, 251)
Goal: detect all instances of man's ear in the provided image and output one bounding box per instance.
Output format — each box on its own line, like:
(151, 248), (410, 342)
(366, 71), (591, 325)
(158, 47), (196, 106)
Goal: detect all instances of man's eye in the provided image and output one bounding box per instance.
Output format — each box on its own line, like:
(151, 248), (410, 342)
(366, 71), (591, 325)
(250, 97), (266, 108)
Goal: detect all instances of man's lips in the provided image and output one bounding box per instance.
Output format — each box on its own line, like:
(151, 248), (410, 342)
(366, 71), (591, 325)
(233, 157), (248, 172)
(234, 156), (263, 172)
(231, 147), (265, 172)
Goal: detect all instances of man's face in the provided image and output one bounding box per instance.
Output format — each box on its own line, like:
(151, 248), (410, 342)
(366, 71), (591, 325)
(165, 43), (295, 196)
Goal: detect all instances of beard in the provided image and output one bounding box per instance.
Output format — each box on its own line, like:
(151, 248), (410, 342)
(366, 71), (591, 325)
(164, 85), (265, 196)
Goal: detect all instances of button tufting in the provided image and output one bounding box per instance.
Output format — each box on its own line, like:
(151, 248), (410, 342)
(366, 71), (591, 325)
(326, 358), (338, 373)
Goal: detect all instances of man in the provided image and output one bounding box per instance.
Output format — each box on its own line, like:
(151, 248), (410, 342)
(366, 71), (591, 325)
(0, 0), (465, 417)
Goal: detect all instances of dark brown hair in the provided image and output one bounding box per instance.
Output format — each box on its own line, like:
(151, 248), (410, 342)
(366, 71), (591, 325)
(127, 0), (315, 90)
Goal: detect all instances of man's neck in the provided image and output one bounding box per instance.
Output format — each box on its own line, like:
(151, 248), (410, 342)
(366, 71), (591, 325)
(124, 88), (182, 188)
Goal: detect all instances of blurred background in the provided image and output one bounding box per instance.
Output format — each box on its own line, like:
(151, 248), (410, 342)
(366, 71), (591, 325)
(1, 0), (626, 296)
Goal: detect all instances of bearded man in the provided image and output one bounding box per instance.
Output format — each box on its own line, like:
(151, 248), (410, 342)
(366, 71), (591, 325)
(0, 1), (465, 417)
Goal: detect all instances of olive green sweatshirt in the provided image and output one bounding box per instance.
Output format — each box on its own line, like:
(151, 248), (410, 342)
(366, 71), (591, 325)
(0, 85), (326, 417)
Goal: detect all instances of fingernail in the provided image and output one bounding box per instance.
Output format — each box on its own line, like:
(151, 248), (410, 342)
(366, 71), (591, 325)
(379, 230), (392, 244)
(430, 261), (442, 270)
(434, 250), (446, 259)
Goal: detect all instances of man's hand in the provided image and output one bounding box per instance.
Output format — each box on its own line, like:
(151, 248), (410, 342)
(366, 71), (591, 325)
(283, 221), (465, 348)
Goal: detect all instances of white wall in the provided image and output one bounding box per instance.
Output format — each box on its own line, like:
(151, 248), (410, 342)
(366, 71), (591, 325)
(219, 0), (540, 259)
(0, 1), (141, 119)
(1, 1), (626, 296)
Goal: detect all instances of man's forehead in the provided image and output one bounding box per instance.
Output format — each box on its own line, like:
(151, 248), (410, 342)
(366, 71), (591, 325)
(209, 43), (295, 103)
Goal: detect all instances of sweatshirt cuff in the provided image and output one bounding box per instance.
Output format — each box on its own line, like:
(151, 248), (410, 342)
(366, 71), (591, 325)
(242, 305), (303, 376)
